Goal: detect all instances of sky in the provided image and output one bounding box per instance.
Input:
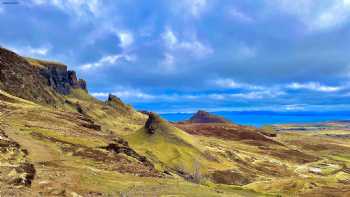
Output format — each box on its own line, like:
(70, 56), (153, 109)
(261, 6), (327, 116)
(1, 0), (350, 113)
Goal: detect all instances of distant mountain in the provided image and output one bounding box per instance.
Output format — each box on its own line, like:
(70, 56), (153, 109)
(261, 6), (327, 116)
(187, 110), (232, 124)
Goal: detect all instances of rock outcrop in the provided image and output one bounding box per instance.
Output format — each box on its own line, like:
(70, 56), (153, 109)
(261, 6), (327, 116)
(0, 47), (88, 104)
(0, 129), (36, 187)
(187, 110), (231, 124)
(106, 94), (133, 114)
(0, 47), (58, 104)
(39, 66), (87, 95)
(145, 113), (163, 134)
(102, 137), (154, 167)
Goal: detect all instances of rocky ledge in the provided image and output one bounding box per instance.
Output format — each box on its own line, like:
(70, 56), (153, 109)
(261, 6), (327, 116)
(39, 65), (87, 95)
(0, 47), (87, 104)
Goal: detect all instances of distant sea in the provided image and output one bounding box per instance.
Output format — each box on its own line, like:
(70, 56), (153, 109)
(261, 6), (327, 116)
(160, 111), (350, 127)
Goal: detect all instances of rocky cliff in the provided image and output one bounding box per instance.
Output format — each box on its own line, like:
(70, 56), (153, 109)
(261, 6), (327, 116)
(0, 47), (87, 104)
(38, 61), (87, 95)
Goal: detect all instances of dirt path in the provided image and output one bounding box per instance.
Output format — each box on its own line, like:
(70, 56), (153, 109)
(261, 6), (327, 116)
(0, 109), (84, 196)
(0, 109), (59, 163)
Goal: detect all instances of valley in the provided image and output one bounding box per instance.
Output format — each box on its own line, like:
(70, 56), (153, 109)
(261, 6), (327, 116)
(1, 47), (350, 196)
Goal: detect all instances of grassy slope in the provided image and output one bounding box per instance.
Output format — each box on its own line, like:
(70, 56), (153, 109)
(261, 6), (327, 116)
(2, 87), (350, 196)
(0, 90), (264, 196)
(3, 52), (350, 195)
(245, 126), (350, 196)
(125, 119), (232, 174)
(65, 89), (147, 134)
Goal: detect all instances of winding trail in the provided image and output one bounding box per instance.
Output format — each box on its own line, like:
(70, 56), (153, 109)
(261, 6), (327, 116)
(0, 108), (82, 195)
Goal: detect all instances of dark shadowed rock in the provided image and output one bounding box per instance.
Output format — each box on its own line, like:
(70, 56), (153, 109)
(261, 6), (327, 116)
(107, 94), (124, 106)
(145, 113), (162, 134)
(39, 64), (87, 94)
(188, 110), (231, 124)
(77, 79), (87, 91)
(81, 122), (101, 131)
(14, 163), (36, 186)
(139, 110), (151, 115)
(0, 47), (88, 104)
(102, 137), (154, 167)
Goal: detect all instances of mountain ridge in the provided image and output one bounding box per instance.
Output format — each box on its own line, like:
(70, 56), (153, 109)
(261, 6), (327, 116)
(0, 47), (87, 105)
(1, 46), (350, 196)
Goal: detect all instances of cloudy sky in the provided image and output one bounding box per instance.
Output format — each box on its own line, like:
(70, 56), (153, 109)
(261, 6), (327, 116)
(1, 0), (350, 113)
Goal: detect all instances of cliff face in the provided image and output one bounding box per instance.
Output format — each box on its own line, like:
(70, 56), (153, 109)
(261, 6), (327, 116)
(39, 64), (87, 95)
(0, 47), (87, 104)
(0, 47), (57, 104)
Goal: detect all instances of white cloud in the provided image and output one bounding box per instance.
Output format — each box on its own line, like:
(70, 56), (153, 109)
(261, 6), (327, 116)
(272, 0), (350, 31)
(90, 92), (109, 97)
(178, 40), (213, 58)
(159, 53), (175, 72)
(29, 47), (49, 56)
(181, 0), (208, 18)
(215, 79), (242, 89)
(30, 0), (101, 17)
(81, 53), (136, 70)
(214, 78), (263, 90)
(284, 104), (305, 111)
(228, 8), (254, 23)
(92, 90), (155, 101)
(224, 90), (285, 100)
(163, 28), (178, 47)
(8, 45), (50, 57)
(92, 88), (284, 103)
(236, 44), (256, 59)
(287, 82), (342, 92)
(162, 27), (213, 58)
(117, 32), (134, 49)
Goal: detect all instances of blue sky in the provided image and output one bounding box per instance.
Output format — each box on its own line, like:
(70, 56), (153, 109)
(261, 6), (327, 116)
(1, 0), (350, 113)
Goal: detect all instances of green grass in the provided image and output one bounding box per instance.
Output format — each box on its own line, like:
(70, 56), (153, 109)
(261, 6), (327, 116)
(125, 118), (232, 174)
(25, 57), (67, 69)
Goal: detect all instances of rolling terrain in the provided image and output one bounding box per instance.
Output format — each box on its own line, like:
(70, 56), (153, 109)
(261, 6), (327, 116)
(1, 47), (350, 196)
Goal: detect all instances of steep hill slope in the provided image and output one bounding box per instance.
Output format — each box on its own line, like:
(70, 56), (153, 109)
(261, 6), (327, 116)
(2, 47), (350, 196)
(0, 84), (262, 197)
(0, 47), (264, 196)
(0, 47), (146, 132)
(126, 113), (231, 178)
(0, 47), (60, 105)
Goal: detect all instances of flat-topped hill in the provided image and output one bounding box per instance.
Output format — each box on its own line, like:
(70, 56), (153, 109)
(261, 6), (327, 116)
(187, 110), (232, 124)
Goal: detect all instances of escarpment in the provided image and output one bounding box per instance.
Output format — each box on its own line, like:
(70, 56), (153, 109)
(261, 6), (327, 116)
(39, 63), (87, 95)
(0, 47), (87, 104)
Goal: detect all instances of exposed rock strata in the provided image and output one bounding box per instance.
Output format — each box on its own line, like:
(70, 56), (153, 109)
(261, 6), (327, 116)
(0, 47), (87, 104)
